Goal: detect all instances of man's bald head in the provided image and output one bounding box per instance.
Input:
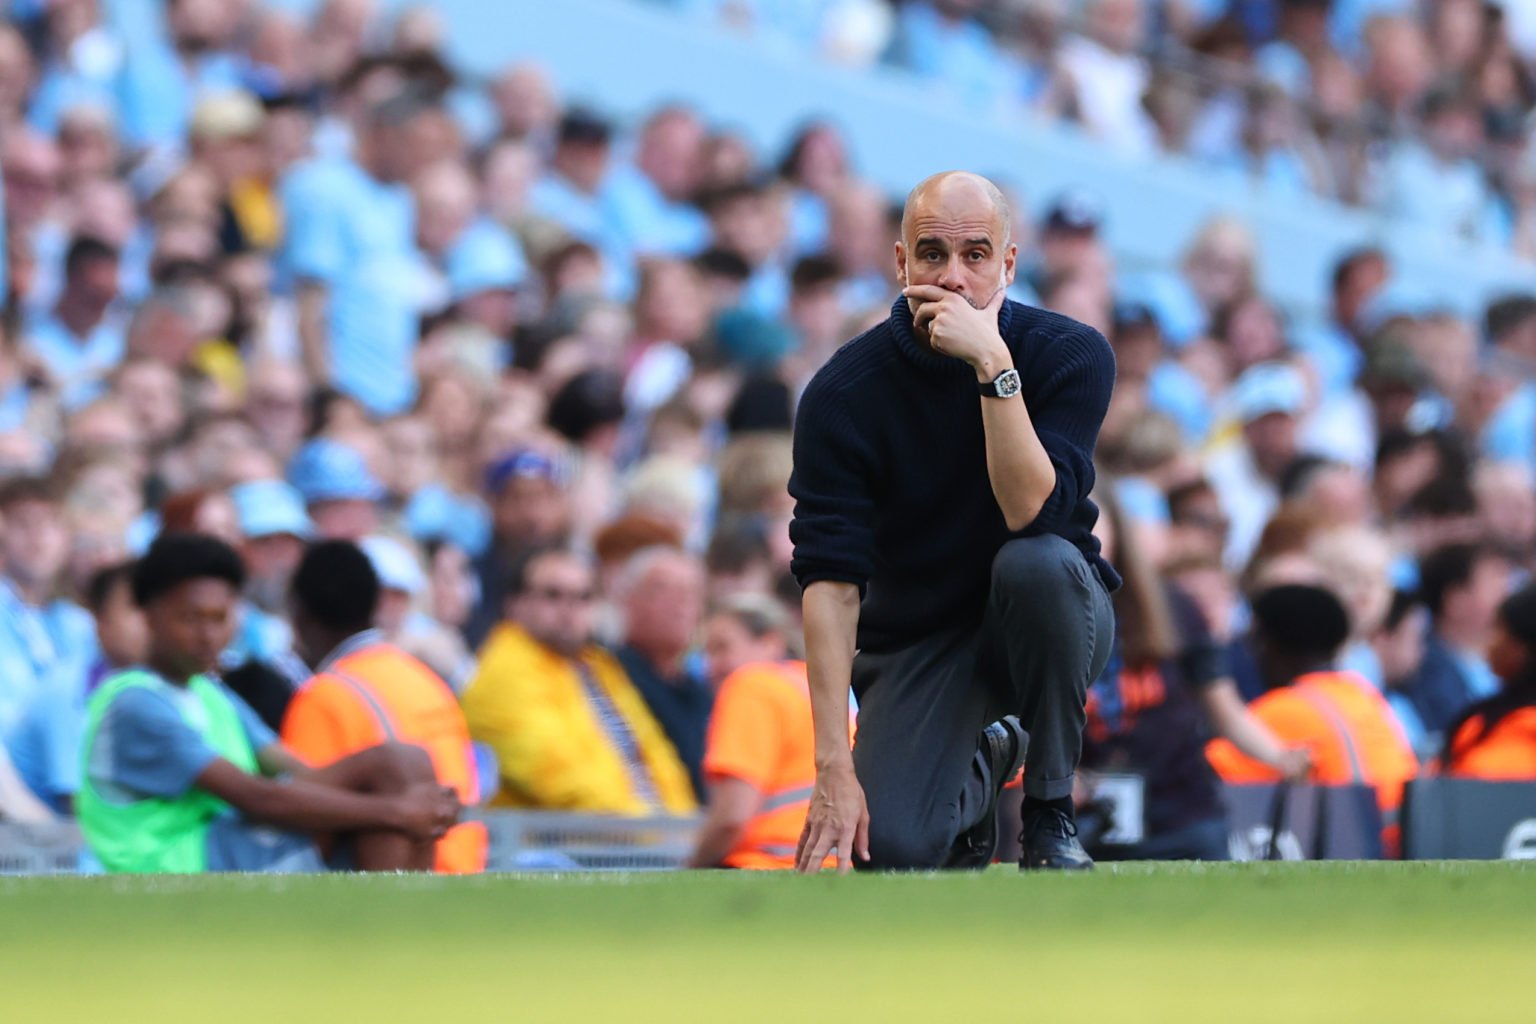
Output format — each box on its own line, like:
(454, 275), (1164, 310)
(895, 171), (1018, 318)
(901, 171), (1012, 249)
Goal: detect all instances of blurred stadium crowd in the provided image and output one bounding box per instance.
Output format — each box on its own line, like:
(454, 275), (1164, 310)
(684, 0), (1536, 252)
(2, 0), (1536, 869)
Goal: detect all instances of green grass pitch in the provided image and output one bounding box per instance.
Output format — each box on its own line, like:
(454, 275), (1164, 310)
(2, 862), (1532, 1023)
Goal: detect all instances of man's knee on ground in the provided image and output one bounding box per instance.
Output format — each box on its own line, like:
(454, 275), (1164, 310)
(992, 535), (1080, 599)
(862, 818), (952, 871)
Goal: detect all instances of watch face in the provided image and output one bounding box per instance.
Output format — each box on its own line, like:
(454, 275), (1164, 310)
(995, 369), (1021, 398)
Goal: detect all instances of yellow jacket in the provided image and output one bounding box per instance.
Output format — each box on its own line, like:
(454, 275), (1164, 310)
(461, 624), (697, 814)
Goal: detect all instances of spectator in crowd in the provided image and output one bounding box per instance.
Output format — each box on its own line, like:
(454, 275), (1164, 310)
(1440, 582), (1536, 779)
(690, 594), (843, 870)
(1206, 583), (1419, 831)
(614, 546), (712, 800)
(0, 477), (94, 784)
(1081, 481), (1306, 862)
(466, 446), (573, 648)
(280, 540), (486, 874)
(460, 547), (695, 814)
(1400, 543), (1513, 752)
(287, 437), (384, 542)
(22, 235), (124, 410)
(1480, 295), (1536, 472)
(603, 105), (711, 260)
(78, 532), (460, 873)
(283, 89), (438, 417)
(1205, 362), (1309, 568)
(1380, 85), (1491, 242)
(5, 561), (147, 816)
(1058, 0), (1158, 155)
(530, 108), (615, 245)
(359, 533), (474, 687)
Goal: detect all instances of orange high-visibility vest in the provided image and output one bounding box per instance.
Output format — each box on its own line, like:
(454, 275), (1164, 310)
(702, 661), (854, 870)
(1443, 706), (1536, 781)
(1206, 670), (1419, 820)
(282, 642), (487, 874)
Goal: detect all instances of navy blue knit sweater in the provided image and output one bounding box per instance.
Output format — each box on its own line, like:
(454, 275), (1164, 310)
(789, 296), (1120, 652)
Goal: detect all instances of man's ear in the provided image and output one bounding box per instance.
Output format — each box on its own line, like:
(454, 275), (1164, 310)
(894, 241), (907, 285)
(1002, 242), (1018, 287)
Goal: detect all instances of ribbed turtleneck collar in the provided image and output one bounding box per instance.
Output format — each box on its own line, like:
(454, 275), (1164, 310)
(887, 294), (1017, 376)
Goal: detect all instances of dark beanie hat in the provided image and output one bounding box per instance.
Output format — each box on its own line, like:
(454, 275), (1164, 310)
(1497, 584), (1536, 649)
(1250, 584), (1351, 659)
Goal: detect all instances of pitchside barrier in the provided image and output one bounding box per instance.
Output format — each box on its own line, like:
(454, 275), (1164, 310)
(4, 780), (1536, 872)
(1221, 783), (1385, 861)
(994, 782), (1385, 862)
(1401, 778), (1536, 860)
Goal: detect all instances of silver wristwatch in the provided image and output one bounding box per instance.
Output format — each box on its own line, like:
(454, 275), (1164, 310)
(979, 368), (1021, 399)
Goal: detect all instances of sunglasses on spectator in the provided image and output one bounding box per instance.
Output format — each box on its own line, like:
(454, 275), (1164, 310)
(527, 586), (595, 604)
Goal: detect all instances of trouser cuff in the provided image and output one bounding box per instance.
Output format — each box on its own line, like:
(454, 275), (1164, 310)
(1024, 773), (1074, 801)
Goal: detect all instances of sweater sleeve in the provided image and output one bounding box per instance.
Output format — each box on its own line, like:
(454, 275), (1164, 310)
(789, 372), (878, 593)
(1018, 325), (1117, 538)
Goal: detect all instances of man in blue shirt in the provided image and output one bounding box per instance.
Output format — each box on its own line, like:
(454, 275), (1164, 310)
(282, 91), (436, 417)
(1480, 295), (1536, 474)
(0, 477), (96, 802)
(530, 108), (615, 246)
(1401, 543), (1512, 753)
(8, 561), (146, 814)
(700, 179), (791, 316)
(602, 106), (711, 261)
(22, 235), (126, 410)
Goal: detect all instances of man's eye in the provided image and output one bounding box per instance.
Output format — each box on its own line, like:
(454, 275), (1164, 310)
(969, 251), (986, 261)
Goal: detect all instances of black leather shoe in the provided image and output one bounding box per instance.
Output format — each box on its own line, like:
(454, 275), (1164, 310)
(945, 716), (1029, 869)
(1019, 803), (1094, 871)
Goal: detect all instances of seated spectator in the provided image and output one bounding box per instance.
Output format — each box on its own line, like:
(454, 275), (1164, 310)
(0, 477), (95, 787)
(282, 90), (437, 417)
(1205, 362), (1309, 569)
(614, 546), (713, 800)
(530, 107), (614, 245)
(601, 105), (711, 260)
(7, 561), (146, 815)
(1371, 587), (1433, 741)
(460, 547), (695, 814)
(287, 437), (384, 541)
(281, 540), (486, 873)
(1206, 584), (1419, 830)
(1081, 481), (1305, 863)
(690, 594), (848, 870)
(1400, 543), (1512, 753)
(1440, 583), (1536, 780)
(78, 533), (460, 873)
(1057, 0), (1158, 155)
(889, 0), (1021, 114)
(21, 235), (126, 410)
(1165, 478), (1229, 566)
(359, 533), (475, 690)
(467, 446), (574, 648)
(1379, 85), (1492, 242)
(1309, 525), (1396, 687)
(0, 739), (54, 823)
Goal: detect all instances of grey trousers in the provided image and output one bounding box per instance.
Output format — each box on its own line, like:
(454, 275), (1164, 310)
(851, 534), (1115, 869)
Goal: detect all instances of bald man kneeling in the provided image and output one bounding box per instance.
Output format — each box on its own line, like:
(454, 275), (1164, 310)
(789, 171), (1120, 872)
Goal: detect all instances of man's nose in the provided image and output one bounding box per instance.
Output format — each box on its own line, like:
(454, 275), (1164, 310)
(937, 256), (966, 291)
